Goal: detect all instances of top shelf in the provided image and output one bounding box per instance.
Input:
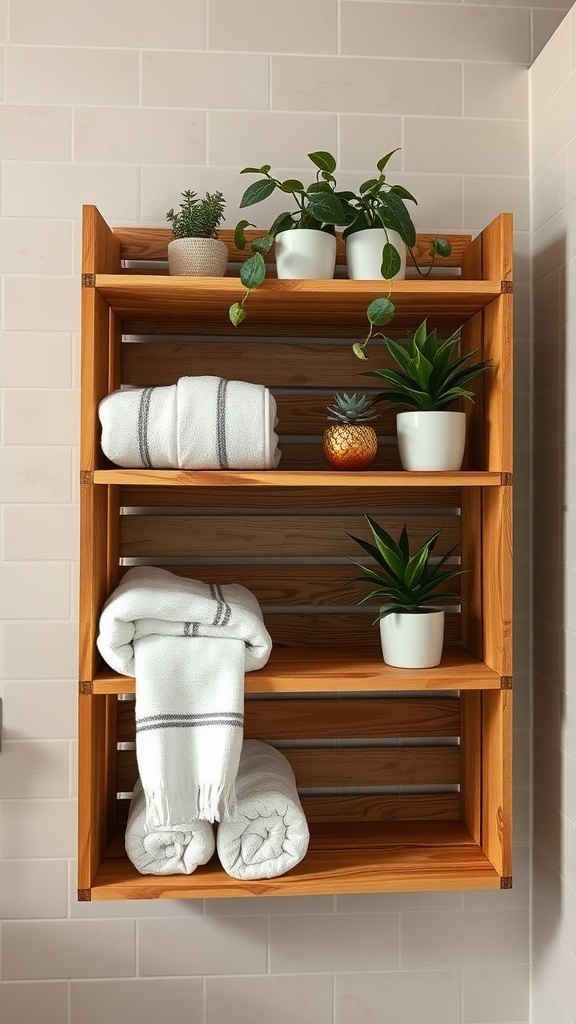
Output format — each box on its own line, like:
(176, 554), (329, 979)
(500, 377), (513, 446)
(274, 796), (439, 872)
(89, 275), (505, 336)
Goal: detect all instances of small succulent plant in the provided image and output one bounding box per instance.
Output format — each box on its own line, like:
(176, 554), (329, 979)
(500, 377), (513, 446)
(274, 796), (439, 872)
(349, 516), (465, 618)
(166, 190), (226, 239)
(327, 393), (378, 424)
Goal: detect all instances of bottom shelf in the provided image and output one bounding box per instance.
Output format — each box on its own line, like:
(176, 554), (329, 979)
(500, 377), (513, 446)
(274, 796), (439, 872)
(84, 822), (505, 900)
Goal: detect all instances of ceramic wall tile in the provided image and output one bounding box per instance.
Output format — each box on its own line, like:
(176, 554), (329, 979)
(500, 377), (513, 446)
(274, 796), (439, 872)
(74, 108), (205, 165)
(0, 106), (71, 161)
(208, 111), (337, 171)
(9, 0), (206, 47)
(4, 162), (139, 220)
(6, 47), (139, 105)
(341, 3), (530, 63)
(2, 921), (136, 980)
(142, 51), (269, 110)
(3, 389), (79, 445)
(272, 55), (462, 116)
(209, 0), (337, 54)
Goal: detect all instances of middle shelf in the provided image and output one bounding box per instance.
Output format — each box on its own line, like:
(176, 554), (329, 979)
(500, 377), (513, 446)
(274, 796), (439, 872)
(92, 646), (505, 695)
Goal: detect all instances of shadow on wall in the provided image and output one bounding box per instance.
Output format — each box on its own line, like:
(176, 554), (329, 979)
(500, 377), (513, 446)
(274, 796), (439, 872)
(532, 231), (566, 944)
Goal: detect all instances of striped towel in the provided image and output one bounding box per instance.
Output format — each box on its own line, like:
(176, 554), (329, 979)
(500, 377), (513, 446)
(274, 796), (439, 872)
(97, 567), (272, 827)
(98, 375), (281, 470)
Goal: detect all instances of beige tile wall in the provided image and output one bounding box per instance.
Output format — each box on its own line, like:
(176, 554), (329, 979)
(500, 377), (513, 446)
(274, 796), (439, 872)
(0, 0), (571, 1020)
(530, 7), (576, 1022)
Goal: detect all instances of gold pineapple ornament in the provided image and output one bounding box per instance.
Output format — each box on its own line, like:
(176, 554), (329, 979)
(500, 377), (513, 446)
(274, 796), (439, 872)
(322, 393), (378, 470)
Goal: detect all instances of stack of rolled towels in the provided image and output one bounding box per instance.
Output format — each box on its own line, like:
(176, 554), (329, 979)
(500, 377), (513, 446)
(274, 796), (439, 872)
(97, 566), (308, 879)
(125, 739), (310, 879)
(99, 374), (281, 470)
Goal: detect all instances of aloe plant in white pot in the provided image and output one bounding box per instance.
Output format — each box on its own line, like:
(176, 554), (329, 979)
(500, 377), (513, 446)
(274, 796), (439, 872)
(364, 319), (491, 471)
(350, 516), (465, 669)
(166, 190), (228, 276)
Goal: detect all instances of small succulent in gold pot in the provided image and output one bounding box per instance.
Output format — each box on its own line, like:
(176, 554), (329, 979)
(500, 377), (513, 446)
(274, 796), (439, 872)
(322, 393), (378, 470)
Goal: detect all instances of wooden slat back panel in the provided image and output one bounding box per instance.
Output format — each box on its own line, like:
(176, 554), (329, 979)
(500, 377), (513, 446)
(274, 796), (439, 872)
(113, 227), (471, 268)
(120, 485), (461, 509)
(115, 694), (461, 823)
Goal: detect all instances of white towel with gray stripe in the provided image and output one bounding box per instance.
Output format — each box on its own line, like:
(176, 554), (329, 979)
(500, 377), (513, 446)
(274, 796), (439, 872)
(98, 375), (281, 470)
(125, 777), (215, 875)
(96, 566), (272, 828)
(216, 740), (310, 880)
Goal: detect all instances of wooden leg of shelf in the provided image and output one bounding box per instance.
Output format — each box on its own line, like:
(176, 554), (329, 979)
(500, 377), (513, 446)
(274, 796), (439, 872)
(79, 482), (110, 683)
(482, 689), (513, 880)
(78, 693), (113, 895)
(460, 690), (481, 845)
(482, 485), (513, 678)
(460, 487), (483, 661)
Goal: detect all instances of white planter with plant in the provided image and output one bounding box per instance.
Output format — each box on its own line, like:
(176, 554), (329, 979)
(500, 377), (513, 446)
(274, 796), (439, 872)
(350, 516), (464, 669)
(229, 152), (346, 325)
(338, 150), (452, 282)
(346, 227), (406, 281)
(274, 227), (337, 279)
(364, 319), (490, 471)
(166, 190), (228, 277)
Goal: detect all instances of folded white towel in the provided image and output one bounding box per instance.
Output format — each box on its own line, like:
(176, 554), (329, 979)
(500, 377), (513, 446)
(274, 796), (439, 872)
(217, 740), (310, 880)
(97, 567), (272, 827)
(99, 375), (281, 469)
(125, 778), (215, 875)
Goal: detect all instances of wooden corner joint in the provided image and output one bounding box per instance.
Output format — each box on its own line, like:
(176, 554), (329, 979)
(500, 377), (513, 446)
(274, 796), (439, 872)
(502, 472), (513, 487)
(501, 280), (513, 293)
(79, 680), (93, 695)
(82, 273), (96, 288)
(501, 677), (513, 690)
(77, 888), (92, 901)
(500, 877), (513, 889)
(80, 470), (94, 485)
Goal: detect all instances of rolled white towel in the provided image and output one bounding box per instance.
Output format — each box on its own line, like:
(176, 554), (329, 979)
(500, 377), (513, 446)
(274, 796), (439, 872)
(217, 740), (310, 880)
(125, 778), (215, 875)
(99, 375), (281, 470)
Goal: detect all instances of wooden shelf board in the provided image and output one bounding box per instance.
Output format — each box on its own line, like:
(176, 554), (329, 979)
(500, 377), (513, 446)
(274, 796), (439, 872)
(89, 822), (501, 900)
(91, 646), (503, 695)
(92, 469), (505, 488)
(93, 275), (502, 333)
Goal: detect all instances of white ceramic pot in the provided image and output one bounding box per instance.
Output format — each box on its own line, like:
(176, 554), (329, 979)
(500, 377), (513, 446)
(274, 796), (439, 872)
(396, 410), (467, 471)
(346, 227), (407, 281)
(168, 237), (229, 277)
(380, 609), (445, 669)
(274, 228), (337, 280)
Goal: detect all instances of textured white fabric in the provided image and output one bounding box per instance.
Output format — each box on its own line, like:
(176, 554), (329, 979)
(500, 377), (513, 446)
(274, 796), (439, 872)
(125, 778), (215, 875)
(98, 375), (281, 469)
(217, 740), (310, 880)
(97, 567), (272, 827)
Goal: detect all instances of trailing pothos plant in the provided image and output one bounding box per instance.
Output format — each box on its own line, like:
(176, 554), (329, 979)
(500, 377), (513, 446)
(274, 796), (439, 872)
(229, 151), (347, 326)
(340, 149), (452, 280)
(349, 515), (465, 618)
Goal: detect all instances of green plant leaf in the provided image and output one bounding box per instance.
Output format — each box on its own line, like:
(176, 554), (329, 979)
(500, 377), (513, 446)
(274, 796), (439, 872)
(364, 515), (406, 581)
(381, 242), (402, 280)
(233, 219), (254, 251)
(306, 191), (344, 224)
(431, 238), (452, 258)
(385, 339), (412, 375)
(376, 149), (401, 173)
(251, 233), (275, 255)
(307, 181), (332, 194)
(228, 302), (246, 327)
(367, 297), (395, 326)
(308, 150), (337, 174)
(240, 252), (266, 289)
(388, 184), (418, 205)
(240, 165), (271, 174)
(398, 522), (409, 562)
(239, 178), (277, 209)
(377, 192), (417, 247)
(352, 342), (368, 360)
(279, 179), (305, 193)
(359, 178), (381, 195)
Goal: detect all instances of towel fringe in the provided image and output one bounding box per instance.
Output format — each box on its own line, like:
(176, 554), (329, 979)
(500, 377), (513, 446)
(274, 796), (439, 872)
(145, 780), (237, 829)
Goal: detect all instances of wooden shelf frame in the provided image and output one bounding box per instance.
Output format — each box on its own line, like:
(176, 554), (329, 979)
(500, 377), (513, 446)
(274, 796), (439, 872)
(78, 207), (513, 900)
